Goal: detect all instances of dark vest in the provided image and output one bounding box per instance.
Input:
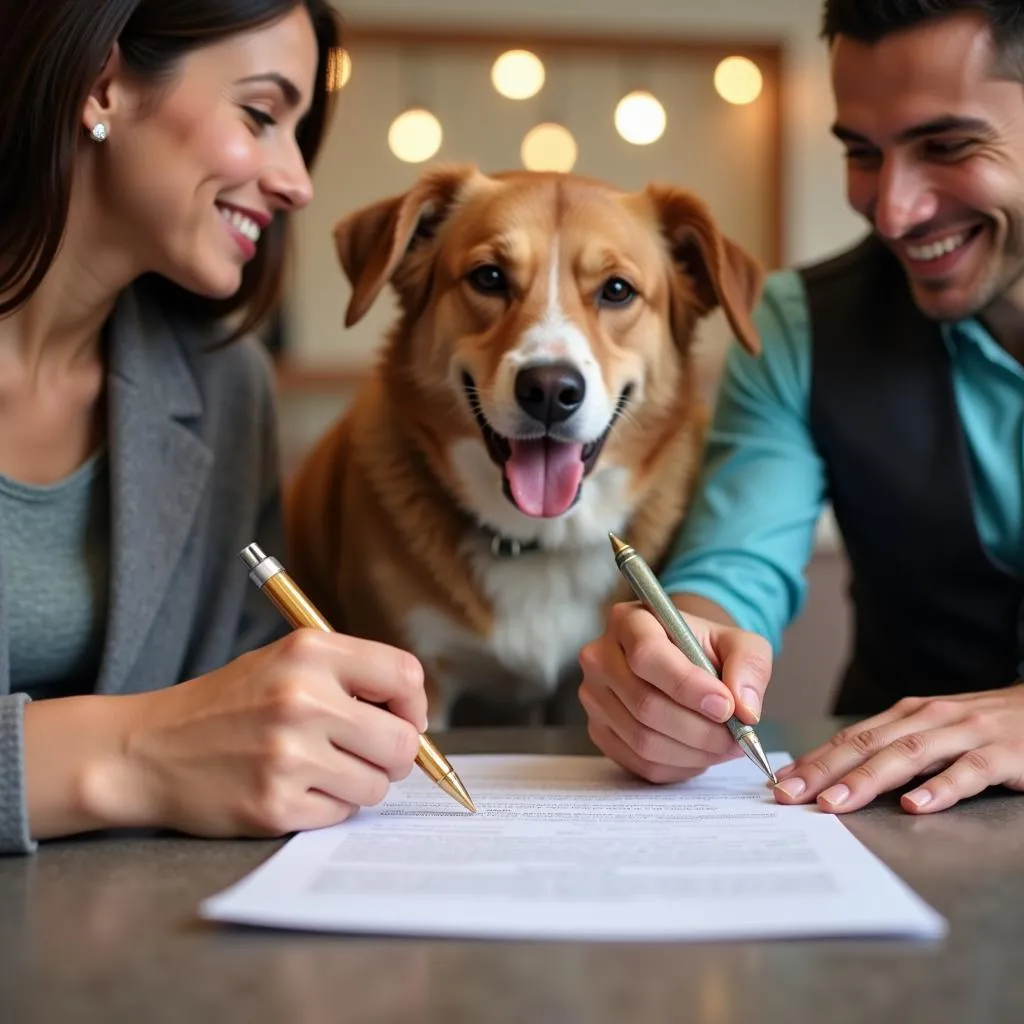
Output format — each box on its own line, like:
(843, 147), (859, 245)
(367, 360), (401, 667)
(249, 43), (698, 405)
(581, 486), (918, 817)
(800, 235), (1024, 716)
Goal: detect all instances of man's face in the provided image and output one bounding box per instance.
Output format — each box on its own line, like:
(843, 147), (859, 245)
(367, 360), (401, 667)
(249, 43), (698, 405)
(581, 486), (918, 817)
(831, 12), (1024, 321)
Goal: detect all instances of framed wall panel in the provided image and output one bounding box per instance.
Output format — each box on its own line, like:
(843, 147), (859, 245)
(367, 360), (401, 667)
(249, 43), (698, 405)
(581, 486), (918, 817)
(282, 24), (784, 385)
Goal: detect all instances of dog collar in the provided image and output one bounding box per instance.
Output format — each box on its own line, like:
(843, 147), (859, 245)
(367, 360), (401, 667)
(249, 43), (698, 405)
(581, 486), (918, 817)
(479, 528), (541, 559)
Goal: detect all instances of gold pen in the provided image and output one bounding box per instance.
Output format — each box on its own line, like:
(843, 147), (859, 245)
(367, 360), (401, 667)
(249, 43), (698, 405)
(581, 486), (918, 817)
(608, 533), (777, 785)
(239, 543), (476, 813)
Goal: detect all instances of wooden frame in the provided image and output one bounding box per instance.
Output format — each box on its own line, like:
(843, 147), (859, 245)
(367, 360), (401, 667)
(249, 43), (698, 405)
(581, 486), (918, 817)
(277, 23), (786, 394)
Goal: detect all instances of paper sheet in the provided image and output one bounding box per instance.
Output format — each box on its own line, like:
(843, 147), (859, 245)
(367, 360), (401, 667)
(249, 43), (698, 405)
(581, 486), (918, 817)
(200, 753), (947, 942)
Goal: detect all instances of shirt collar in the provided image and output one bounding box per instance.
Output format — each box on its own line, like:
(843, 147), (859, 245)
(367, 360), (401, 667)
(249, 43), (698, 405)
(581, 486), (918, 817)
(941, 317), (1024, 378)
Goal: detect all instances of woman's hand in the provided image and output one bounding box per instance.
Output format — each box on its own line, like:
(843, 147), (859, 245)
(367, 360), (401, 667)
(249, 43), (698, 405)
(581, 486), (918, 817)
(84, 629), (428, 837)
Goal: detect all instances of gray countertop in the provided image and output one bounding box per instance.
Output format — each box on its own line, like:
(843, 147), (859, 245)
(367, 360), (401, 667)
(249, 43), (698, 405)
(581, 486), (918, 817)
(2, 721), (1022, 1024)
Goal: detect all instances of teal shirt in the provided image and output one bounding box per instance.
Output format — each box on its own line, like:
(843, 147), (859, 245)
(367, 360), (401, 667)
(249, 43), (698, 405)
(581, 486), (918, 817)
(661, 269), (1024, 653)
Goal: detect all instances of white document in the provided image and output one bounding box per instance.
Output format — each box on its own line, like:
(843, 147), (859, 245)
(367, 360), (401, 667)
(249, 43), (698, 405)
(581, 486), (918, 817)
(200, 753), (947, 942)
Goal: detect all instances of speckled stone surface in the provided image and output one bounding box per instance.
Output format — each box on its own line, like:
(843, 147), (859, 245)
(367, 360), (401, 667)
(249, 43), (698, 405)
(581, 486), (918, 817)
(1, 722), (1022, 1024)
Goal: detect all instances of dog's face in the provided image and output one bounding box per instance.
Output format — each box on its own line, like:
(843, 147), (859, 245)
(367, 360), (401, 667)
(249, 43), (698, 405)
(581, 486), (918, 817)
(334, 166), (762, 535)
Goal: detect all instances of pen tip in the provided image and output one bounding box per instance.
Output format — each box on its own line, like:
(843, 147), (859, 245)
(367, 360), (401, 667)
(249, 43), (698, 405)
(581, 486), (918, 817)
(608, 532), (628, 557)
(438, 772), (477, 813)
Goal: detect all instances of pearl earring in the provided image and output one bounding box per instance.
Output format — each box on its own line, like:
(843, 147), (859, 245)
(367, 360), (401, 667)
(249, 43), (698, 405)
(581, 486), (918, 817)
(90, 123), (108, 143)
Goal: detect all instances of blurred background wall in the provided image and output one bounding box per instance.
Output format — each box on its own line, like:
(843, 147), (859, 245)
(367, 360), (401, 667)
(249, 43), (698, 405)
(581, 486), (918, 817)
(273, 0), (864, 720)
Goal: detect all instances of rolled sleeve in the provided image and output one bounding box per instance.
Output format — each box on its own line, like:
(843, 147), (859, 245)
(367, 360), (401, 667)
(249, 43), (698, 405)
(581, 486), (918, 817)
(660, 270), (827, 652)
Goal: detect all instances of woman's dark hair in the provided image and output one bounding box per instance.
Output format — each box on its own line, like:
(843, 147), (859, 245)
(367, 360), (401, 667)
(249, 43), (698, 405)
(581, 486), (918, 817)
(0, 1), (341, 338)
(821, 0), (1024, 77)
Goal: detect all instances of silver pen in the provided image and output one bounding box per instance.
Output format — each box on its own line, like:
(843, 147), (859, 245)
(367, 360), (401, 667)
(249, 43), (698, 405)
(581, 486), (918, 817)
(608, 533), (777, 784)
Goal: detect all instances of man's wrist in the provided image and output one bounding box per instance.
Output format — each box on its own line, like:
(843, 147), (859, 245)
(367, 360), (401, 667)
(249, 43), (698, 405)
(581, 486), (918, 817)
(670, 593), (737, 628)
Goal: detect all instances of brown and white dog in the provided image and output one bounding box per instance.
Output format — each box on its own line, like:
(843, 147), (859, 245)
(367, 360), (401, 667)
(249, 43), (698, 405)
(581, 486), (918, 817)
(285, 164), (762, 728)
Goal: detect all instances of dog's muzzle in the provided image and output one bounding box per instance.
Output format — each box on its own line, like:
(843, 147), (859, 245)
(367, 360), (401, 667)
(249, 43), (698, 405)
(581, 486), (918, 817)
(461, 370), (632, 519)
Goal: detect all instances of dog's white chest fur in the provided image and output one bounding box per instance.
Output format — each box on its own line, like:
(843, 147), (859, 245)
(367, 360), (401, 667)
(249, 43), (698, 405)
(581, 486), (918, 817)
(473, 542), (617, 682)
(404, 545), (618, 726)
(403, 442), (631, 726)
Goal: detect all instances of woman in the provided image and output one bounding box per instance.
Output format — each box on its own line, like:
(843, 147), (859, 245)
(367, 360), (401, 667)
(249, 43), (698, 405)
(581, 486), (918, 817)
(0, 0), (428, 855)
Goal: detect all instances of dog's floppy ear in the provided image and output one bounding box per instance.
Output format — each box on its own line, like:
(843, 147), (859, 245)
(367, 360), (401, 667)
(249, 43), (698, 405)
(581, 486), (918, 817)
(644, 183), (764, 355)
(333, 163), (484, 327)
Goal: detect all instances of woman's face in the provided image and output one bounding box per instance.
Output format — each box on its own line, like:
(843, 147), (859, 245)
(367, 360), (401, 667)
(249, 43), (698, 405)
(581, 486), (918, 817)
(83, 6), (319, 299)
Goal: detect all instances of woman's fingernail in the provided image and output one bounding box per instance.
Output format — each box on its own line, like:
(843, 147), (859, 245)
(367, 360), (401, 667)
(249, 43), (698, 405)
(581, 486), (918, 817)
(819, 784), (850, 807)
(903, 789), (932, 810)
(741, 686), (761, 720)
(700, 694), (732, 721)
(775, 777), (806, 799)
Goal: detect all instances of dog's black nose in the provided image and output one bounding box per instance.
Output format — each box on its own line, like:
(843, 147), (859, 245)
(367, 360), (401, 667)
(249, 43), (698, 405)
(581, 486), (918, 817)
(514, 363), (586, 426)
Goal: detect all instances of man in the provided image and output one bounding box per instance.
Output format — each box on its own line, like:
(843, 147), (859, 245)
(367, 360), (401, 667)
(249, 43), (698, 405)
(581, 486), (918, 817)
(579, 0), (1024, 815)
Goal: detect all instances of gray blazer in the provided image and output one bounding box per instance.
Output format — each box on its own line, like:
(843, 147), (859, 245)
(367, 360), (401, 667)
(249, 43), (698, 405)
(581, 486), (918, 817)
(0, 285), (289, 854)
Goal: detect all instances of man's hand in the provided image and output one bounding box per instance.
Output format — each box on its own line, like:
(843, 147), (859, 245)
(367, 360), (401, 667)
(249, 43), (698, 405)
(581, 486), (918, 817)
(774, 684), (1024, 813)
(578, 600), (773, 784)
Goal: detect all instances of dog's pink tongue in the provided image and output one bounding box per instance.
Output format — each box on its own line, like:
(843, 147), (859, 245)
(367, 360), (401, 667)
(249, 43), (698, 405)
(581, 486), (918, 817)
(505, 439), (585, 517)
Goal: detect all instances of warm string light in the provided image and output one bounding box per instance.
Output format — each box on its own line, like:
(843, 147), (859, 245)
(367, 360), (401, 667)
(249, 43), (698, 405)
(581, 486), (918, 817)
(363, 48), (762, 165)
(521, 122), (578, 172)
(614, 89), (667, 146)
(326, 47), (351, 91)
(388, 108), (443, 164)
(491, 49), (545, 100)
(714, 56), (763, 105)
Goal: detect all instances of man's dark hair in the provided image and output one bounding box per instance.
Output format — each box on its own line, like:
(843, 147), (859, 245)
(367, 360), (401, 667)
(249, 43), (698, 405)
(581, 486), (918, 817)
(822, 1), (1024, 76)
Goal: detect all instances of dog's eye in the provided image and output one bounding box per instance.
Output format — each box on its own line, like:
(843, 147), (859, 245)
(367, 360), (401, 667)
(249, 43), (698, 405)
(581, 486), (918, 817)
(599, 277), (637, 306)
(467, 264), (509, 296)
